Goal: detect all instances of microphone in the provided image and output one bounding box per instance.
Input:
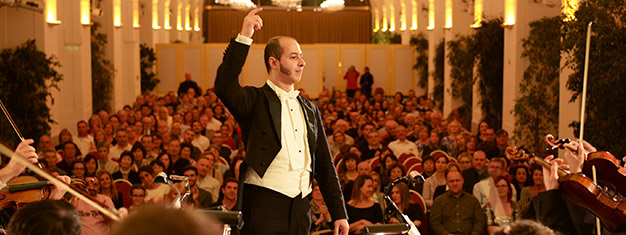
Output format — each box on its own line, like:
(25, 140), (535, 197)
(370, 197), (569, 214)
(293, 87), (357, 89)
(391, 171), (425, 185)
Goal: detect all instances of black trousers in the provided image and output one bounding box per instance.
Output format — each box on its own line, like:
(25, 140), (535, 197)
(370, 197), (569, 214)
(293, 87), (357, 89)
(241, 184), (311, 235)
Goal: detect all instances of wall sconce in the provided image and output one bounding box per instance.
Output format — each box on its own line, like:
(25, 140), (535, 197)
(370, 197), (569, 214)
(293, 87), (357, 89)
(164, 0), (172, 30)
(503, 0), (515, 26)
(80, 0), (90, 25)
(389, 3), (395, 32)
(152, 0), (161, 29)
(373, 8), (380, 32)
(194, 7), (200, 31)
(427, 0), (434, 30)
(470, 0), (482, 28)
(113, 0), (122, 27)
(184, 3), (191, 31)
(176, 2), (183, 31)
(382, 5), (388, 32)
(400, 0), (407, 31)
(133, 0), (140, 28)
(444, 0), (452, 29)
(46, 0), (62, 24)
(410, 0), (417, 30)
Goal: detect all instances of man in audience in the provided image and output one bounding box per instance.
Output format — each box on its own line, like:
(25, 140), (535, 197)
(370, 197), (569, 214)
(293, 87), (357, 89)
(462, 150), (489, 193)
(177, 72), (201, 98)
(354, 122), (375, 151)
(380, 120), (398, 146)
(210, 132), (232, 162)
(209, 177), (239, 211)
(430, 168), (485, 235)
(387, 125), (419, 158)
(204, 108), (222, 134)
(141, 116), (154, 136)
(43, 149), (65, 175)
(360, 130), (383, 161)
(38, 134), (62, 163)
(97, 142), (119, 174)
(196, 154), (221, 202)
(473, 157), (516, 206)
(478, 128), (499, 159)
(140, 135), (158, 161)
(495, 129), (510, 158)
(191, 120), (210, 151)
(130, 184), (147, 210)
(357, 161), (371, 175)
(183, 166), (213, 208)
(70, 176), (115, 235)
(167, 139), (189, 175)
(75, 120), (95, 155)
(109, 128), (131, 162)
(182, 129), (202, 160)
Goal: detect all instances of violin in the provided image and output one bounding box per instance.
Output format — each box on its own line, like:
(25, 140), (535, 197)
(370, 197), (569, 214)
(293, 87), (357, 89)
(509, 146), (626, 233)
(545, 134), (626, 197)
(0, 176), (50, 210)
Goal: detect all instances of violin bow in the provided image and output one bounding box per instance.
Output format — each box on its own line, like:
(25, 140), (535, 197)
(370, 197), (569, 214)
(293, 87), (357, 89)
(579, 21), (601, 235)
(0, 98), (43, 168)
(0, 144), (121, 221)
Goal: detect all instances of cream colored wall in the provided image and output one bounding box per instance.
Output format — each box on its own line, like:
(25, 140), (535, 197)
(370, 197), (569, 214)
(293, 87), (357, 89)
(155, 43), (417, 98)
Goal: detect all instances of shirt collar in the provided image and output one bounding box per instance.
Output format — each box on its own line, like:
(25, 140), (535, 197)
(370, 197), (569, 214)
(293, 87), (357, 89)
(267, 80), (299, 101)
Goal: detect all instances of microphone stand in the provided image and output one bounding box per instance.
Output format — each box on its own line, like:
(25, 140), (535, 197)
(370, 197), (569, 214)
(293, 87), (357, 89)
(381, 178), (422, 235)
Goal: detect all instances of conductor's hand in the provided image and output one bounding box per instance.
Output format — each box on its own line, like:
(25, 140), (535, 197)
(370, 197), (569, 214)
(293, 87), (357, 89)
(334, 219), (349, 235)
(240, 8), (263, 38)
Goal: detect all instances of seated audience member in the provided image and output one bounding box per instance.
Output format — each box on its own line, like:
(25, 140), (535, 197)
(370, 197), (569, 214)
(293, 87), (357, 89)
(138, 166), (170, 203)
(422, 153), (449, 208)
(209, 177), (238, 211)
(474, 157), (517, 206)
(477, 128), (499, 159)
(55, 128), (73, 151)
(495, 129), (510, 158)
(368, 171), (386, 214)
(166, 139), (190, 175)
(386, 163), (406, 182)
(179, 142), (197, 166)
(69, 176), (115, 235)
(97, 170), (124, 209)
(129, 184), (146, 210)
(43, 149), (66, 175)
(422, 129), (446, 157)
(157, 152), (174, 175)
(57, 141), (81, 173)
(357, 161), (371, 176)
(110, 205), (220, 235)
(430, 168), (485, 235)
(112, 151), (141, 184)
(346, 174), (383, 234)
(456, 152), (473, 172)
(421, 156), (435, 179)
(484, 175), (521, 234)
(196, 153), (222, 202)
(69, 160), (86, 180)
(433, 163), (461, 199)
(519, 164), (546, 217)
(96, 142), (119, 174)
(511, 165), (531, 202)
(7, 200), (81, 235)
(339, 153), (360, 186)
(183, 166), (213, 208)
(387, 125), (419, 158)
(223, 155), (244, 181)
(360, 130), (383, 161)
(414, 126), (430, 154)
(109, 128), (132, 162)
(310, 180), (333, 232)
(462, 150), (489, 193)
(389, 182), (423, 231)
(83, 154), (99, 177)
(131, 142), (150, 170)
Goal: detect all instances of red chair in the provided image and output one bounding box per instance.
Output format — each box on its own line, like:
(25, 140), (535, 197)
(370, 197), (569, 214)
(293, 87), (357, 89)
(398, 153), (415, 165)
(408, 163), (423, 173)
(333, 153), (344, 166)
(369, 158), (381, 170)
(114, 179), (133, 208)
(430, 150), (451, 162)
(403, 157), (422, 171)
(336, 158), (344, 173)
(217, 156), (228, 166)
(409, 190), (429, 235)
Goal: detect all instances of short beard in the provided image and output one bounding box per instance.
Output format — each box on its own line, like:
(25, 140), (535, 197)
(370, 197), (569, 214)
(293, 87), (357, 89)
(279, 61), (292, 76)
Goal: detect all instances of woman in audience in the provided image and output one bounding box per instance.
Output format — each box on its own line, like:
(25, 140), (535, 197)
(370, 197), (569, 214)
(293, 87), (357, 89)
(138, 166), (171, 203)
(310, 181), (332, 232)
(368, 171), (386, 212)
(69, 160), (86, 180)
(131, 142), (150, 170)
(330, 130), (348, 158)
(103, 122), (115, 145)
(346, 174), (383, 234)
(94, 129), (107, 146)
(441, 120), (462, 157)
(414, 126), (430, 154)
(88, 114), (103, 135)
(421, 156), (435, 179)
(112, 151), (141, 184)
(423, 129), (446, 156)
(170, 123), (183, 142)
(465, 135), (478, 156)
(454, 134), (467, 156)
(484, 175), (521, 234)
(213, 105), (227, 123)
(389, 182), (423, 230)
(339, 153), (361, 185)
(386, 163), (406, 182)
(519, 164), (545, 216)
(433, 163), (460, 199)
(179, 142), (197, 165)
(157, 152), (174, 175)
(55, 129), (73, 151)
(150, 159), (166, 176)
(83, 153), (99, 177)
(511, 165), (531, 201)
(422, 153), (449, 208)
(457, 152), (473, 172)
(97, 170), (124, 209)
(477, 121), (490, 143)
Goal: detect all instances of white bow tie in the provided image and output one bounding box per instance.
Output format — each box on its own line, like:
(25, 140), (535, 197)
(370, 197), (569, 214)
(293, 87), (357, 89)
(278, 90), (300, 102)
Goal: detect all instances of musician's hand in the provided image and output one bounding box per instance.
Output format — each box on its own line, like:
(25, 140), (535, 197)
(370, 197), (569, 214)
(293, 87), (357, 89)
(542, 155), (561, 190)
(240, 8), (263, 38)
(334, 218), (349, 235)
(0, 139), (38, 186)
(563, 139), (593, 173)
(118, 207), (129, 219)
(49, 175), (71, 200)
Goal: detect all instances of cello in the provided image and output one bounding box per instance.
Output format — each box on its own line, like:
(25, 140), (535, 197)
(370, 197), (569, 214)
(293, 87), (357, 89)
(508, 146), (626, 233)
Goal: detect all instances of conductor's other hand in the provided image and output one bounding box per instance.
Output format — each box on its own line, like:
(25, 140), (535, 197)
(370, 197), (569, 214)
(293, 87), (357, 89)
(334, 218), (349, 235)
(241, 8), (263, 38)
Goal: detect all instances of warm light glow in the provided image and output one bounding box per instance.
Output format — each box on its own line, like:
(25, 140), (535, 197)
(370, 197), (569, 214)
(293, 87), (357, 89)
(113, 0), (122, 27)
(194, 7), (200, 31)
(427, 0), (434, 30)
(80, 0), (90, 25)
(45, 0), (61, 24)
(184, 4), (191, 31)
(400, 0), (407, 31)
(152, 0), (161, 29)
(444, 0), (452, 29)
(373, 8), (380, 32)
(133, 0), (140, 28)
(503, 0), (515, 26)
(563, 0), (578, 22)
(411, 0), (417, 30)
(389, 3), (396, 32)
(164, 0), (171, 30)
(470, 0), (482, 28)
(176, 2), (183, 31)
(382, 5), (388, 32)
